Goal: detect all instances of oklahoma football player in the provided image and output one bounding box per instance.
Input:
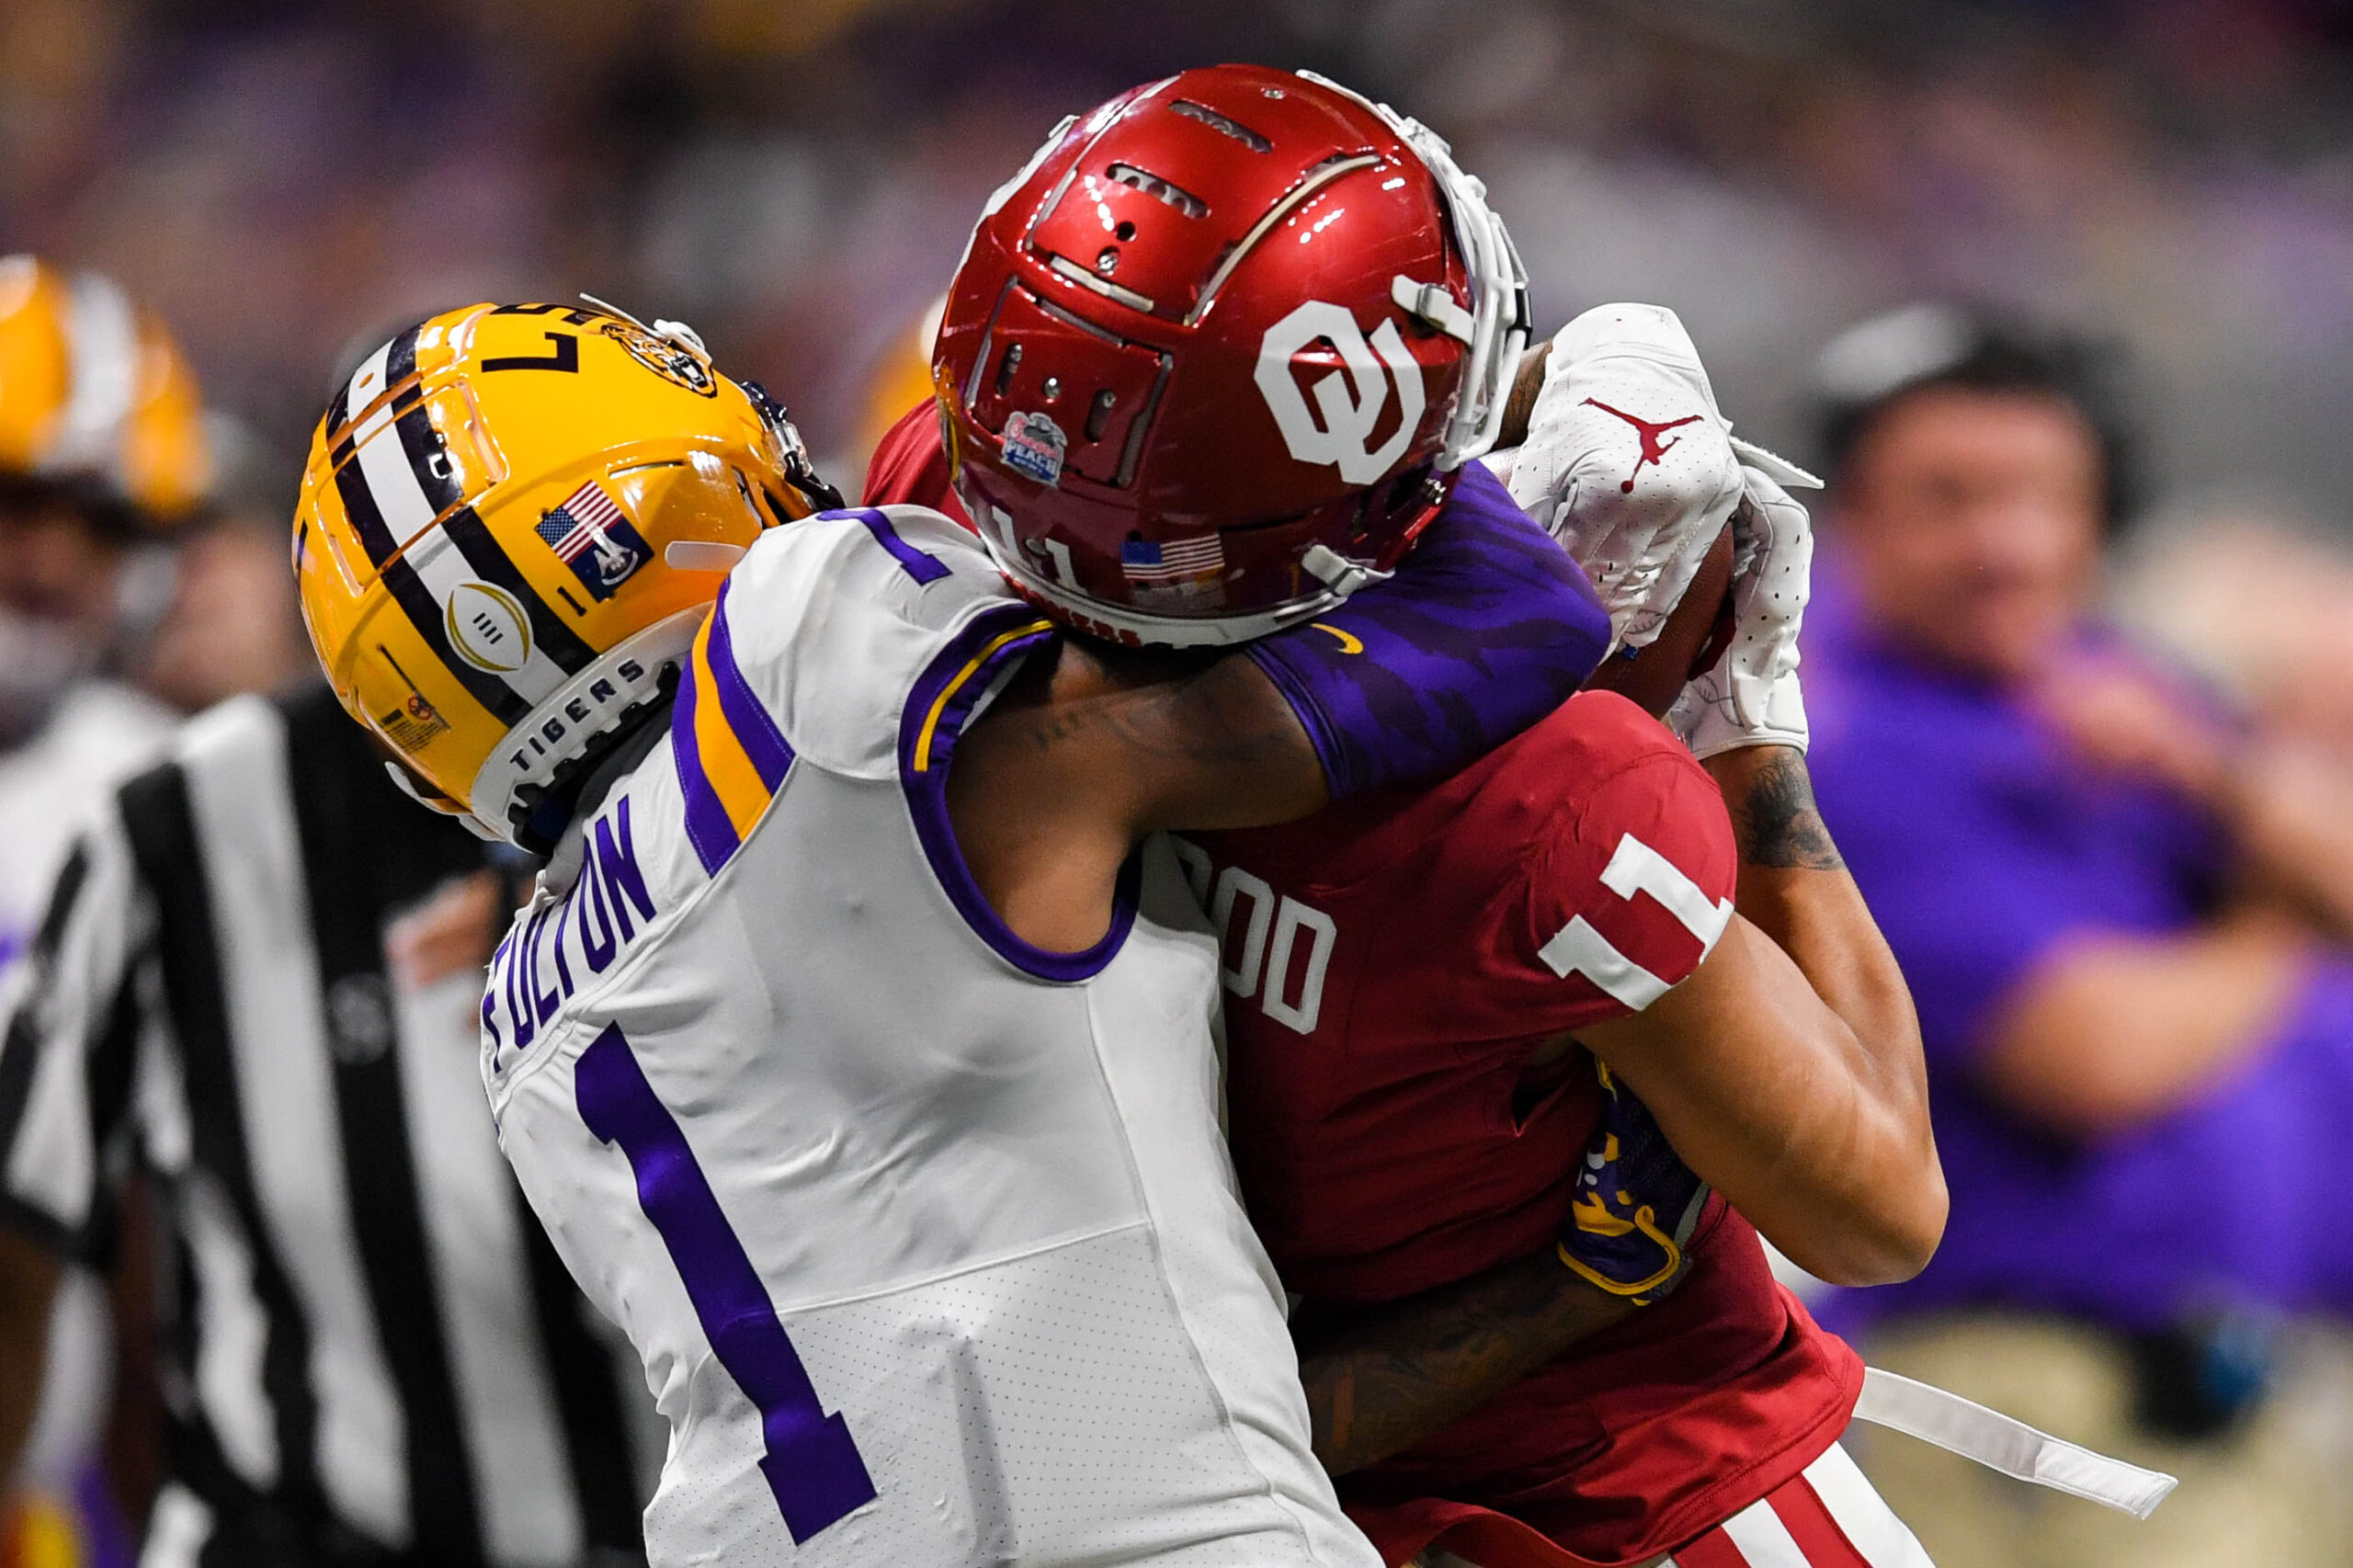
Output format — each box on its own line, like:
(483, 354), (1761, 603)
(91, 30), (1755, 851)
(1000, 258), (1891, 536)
(880, 193), (2177, 1566)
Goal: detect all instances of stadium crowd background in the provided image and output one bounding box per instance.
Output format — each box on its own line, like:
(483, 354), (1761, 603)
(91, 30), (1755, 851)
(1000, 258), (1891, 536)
(8, 0), (2353, 511)
(8, 0), (2353, 1565)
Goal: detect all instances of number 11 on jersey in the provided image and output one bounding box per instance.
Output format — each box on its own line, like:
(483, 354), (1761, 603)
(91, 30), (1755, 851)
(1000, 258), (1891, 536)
(574, 1024), (877, 1541)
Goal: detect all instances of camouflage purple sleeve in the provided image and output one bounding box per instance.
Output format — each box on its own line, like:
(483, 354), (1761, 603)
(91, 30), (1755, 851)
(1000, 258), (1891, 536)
(1244, 461), (1611, 800)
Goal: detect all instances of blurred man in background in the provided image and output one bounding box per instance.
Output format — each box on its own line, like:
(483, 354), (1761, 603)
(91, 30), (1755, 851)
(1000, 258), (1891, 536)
(0, 253), (209, 1568)
(1803, 305), (2353, 1568)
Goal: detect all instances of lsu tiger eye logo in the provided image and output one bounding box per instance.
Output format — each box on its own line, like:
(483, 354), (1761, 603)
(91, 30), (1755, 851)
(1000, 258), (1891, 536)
(601, 321), (718, 397)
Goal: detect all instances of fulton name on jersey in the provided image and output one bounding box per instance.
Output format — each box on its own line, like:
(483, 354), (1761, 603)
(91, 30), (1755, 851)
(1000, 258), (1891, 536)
(483, 795), (658, 1067)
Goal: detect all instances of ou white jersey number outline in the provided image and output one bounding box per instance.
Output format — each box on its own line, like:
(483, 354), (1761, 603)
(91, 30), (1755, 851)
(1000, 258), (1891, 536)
(1171, 842), (1338, 1037)
(1254, 300), (1426, 485)
(1537, 833), (1733, 1010)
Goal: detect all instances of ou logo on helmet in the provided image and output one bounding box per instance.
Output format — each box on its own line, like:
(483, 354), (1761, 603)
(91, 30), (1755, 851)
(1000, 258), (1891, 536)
(1254, 301), (1426, 485)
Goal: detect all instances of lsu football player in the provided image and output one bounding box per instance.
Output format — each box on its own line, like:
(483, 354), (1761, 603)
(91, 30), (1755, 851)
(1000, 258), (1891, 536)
(285, 69), (1670, 1565)
(0, 256), (209, 944)
(0, 256), (210, 1568)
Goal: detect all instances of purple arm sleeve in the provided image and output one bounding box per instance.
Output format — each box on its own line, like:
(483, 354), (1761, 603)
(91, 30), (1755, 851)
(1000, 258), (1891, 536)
(1244, 462), (1611, 799)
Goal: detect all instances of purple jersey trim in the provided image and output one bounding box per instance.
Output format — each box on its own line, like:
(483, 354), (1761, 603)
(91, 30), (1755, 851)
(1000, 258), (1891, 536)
(1244, 462), (1610, 799)
(850, 507), (951, 584)
(898, 606), (1142, 983)
(672, 657), (739, 875)
(706, 582), (794, 789)
(671, 587), (798, 878)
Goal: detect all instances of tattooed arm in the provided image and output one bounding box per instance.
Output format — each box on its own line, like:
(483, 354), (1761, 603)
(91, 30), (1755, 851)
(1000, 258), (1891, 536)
(1708, 744), (1919, 1061)
(947, 476), (1610, 952)
(1714, 744), (1844, 869)
(1578, 745), (1944, 1286)
(1296, 1243), (1633, 1475)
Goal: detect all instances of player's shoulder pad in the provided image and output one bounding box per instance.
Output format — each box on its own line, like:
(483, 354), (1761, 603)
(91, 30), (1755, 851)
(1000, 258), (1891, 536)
(713, 506), (1026, 780)
(1514, 690), (1739, 1014)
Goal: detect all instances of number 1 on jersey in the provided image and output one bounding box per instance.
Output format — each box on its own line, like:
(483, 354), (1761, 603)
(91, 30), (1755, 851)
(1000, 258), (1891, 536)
(574, 1025), (876, 1541)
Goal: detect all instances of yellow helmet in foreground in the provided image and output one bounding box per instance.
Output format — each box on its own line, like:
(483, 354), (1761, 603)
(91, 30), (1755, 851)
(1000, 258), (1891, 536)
(0, 255), (211, 523)
(291, 300), (837, 846)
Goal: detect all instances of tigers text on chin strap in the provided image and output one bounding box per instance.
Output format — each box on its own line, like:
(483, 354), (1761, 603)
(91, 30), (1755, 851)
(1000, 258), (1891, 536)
(1854, 1367), (2177, 1519)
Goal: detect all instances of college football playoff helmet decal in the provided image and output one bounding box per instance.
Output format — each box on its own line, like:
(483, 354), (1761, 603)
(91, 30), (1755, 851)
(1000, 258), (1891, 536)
(291, 301), (833, 846)
(936, 63), (1529, 645)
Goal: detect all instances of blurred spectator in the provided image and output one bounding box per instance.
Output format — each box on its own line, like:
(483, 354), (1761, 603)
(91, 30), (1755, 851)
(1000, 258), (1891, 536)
(0, 254), (210, 1568)
(131, 516), (311, 716)
(13, 1), (2353, 510)
(125, 411), (314, 717)
(1804, 303), (2353, 1566)
(2111, 505), (2353, 769)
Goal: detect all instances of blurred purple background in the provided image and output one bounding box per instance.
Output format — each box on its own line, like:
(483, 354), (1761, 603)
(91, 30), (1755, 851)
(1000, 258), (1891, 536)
(7, 0), (2353, 521)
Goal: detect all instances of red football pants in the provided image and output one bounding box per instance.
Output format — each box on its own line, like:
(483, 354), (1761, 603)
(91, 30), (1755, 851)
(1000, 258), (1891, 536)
(1665, 1444), (1934, 1568)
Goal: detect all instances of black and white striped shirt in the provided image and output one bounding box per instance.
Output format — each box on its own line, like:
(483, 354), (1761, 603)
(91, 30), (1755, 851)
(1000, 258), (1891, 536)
(0, 684), (646, 1567)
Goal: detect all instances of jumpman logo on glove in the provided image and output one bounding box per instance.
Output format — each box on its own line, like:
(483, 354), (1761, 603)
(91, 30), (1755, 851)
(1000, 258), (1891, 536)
(1583, 398), (1705, 494)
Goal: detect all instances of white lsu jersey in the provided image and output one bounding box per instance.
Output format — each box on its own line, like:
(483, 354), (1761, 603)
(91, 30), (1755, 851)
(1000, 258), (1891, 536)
(482, 506), (1378, 1568)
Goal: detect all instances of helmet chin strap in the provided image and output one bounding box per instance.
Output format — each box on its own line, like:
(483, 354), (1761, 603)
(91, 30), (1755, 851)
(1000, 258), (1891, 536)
(1300, 543), (1393, 596)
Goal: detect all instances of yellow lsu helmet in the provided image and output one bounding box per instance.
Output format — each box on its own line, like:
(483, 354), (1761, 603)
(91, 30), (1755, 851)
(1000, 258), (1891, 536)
(291, 300), (840, 847)
(0, 255), (211, 523)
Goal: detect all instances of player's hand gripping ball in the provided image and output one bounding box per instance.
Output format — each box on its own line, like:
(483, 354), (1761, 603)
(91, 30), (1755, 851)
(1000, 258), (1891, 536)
(1668, 463), (1814, 758)
(1557, 1059), (1710, 1304)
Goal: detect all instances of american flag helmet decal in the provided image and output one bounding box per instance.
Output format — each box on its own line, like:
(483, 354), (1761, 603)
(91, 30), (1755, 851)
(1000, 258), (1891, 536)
(535, 480), (652, 601)
(1120, 533), (1224, 584)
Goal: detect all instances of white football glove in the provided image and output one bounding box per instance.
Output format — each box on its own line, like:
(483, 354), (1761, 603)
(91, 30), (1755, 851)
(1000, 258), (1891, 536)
(1668, 463), (1814, 757)
(1500, 303), (1745, 656)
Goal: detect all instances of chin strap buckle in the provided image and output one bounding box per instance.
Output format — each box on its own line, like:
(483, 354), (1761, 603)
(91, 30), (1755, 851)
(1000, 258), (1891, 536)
(1392, 275), (1476, 345)
(1301, 543), (1393, 597)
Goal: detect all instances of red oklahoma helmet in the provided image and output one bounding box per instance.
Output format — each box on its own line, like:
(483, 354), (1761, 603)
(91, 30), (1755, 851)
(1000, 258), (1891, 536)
(936, 64), (1529, 645)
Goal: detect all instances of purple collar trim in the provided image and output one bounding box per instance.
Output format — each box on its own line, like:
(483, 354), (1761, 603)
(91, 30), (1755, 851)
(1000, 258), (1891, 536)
(898, 606), (1140, 983)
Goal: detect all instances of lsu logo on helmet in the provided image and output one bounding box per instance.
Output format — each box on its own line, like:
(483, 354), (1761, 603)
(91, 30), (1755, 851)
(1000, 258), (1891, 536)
(291, 300), (835, 848)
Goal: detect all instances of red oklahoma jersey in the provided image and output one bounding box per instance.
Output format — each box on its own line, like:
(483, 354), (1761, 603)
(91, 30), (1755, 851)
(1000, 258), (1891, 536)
(1191, 694), (1862, 1568)
(863, 405), (1864, 1568)
(865, 400), (970, 530)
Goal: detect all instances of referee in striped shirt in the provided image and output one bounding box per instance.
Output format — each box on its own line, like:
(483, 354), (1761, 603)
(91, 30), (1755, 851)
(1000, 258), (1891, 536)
(0, 680), (648, 1567)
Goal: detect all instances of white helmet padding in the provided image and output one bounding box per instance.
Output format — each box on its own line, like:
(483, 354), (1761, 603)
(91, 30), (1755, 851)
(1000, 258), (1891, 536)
(1295, 71), (1530, 471)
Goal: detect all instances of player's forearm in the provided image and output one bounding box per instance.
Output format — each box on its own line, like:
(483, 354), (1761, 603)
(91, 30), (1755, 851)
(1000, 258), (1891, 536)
(0, 1229), (60, 1483)
(1705, 746), (1921, 1092)
(1125, 653), (1335, 832)
(1699, 746), (1941, 1282)
(1293, 1244), (1633, 1475)
(1495, 342), (1551, 451)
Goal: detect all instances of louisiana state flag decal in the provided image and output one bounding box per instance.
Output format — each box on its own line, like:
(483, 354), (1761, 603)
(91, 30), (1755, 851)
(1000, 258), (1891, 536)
(536, 480), (651, 601)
